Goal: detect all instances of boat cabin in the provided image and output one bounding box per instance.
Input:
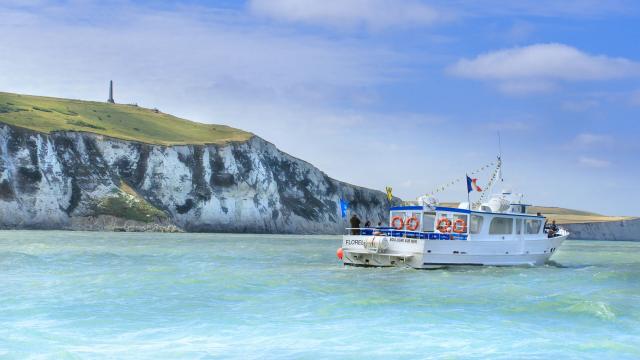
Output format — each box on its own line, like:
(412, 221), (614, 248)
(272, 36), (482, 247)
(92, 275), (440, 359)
(359, 204), (546, 241)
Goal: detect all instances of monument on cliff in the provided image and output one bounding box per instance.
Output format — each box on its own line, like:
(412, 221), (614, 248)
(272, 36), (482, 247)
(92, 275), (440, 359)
(107, 80), (115, 104)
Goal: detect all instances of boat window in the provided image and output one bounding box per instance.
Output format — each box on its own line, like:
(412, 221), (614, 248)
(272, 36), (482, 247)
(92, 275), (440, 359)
(390, 211), (406, 228)
(469, 215), (484, 234)
(526, 219), (542, 234)
(516, 219), (522, 234)
(512, 205), (525, 214)
(435, 213), (454, 232)
(489, 217), (513, 235)
(453, 214), (468, 232)
(406, 211), (422, 231)
(422, 212), (435, 232)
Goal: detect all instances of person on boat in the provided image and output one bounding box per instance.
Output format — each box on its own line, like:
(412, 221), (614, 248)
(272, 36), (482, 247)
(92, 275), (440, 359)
(547, 220), (558, 238)
(350, 214), (361, 235)
(373, 222), (384, 235)
(364, 220), (371, 228)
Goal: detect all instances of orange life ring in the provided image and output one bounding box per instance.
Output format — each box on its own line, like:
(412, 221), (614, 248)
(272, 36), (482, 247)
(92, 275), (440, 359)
(436, 218), (452, 233)
(453, 218), (467, 233)
(406, 217), (420, 231)
(391, 216), (404, 230)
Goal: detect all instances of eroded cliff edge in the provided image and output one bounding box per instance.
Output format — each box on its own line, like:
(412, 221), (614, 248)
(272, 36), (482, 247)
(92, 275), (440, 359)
(0, 123), (396, 233)
(563, 219), (640, 241)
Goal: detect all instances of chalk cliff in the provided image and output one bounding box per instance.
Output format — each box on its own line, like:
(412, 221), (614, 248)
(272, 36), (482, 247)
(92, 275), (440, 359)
(0, 123), (396, 233)
(562, 219), (640, 241)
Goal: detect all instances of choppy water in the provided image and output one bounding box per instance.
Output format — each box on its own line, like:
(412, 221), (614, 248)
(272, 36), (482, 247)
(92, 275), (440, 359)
(0, 231), (639, 359)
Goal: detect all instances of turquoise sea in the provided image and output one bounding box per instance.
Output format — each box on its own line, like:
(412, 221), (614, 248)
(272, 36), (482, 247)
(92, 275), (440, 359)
(0, 231), (639, 359)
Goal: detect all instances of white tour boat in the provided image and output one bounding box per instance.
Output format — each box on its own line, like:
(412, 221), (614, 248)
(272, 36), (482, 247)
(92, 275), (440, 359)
(338, 160), (569, 269)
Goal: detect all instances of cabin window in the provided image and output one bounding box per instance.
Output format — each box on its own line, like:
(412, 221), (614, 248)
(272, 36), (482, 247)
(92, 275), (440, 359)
(453, 214), (469, 233)
(469, 215), (484, 234)
(516, 219), (523, 234)
(489, 217), (513, 235)
(512, 205), (526, 214)
(526, 219), (542, 234)
(435, 213), (454, 232)
(390, 211), (406, 228)
(409, 212), (422, 221)
(406, 211), (422, 231)
(422, 212), (435, 232)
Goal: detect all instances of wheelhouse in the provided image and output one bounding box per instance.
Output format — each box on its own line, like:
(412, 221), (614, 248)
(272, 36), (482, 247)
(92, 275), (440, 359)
(359, 204), (546, 241)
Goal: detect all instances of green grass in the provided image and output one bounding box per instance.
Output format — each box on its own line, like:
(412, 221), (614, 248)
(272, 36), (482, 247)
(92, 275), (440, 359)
(526, 206), (600, 217)
(0, 92), (252, 145)
(437, 202), (633, 224)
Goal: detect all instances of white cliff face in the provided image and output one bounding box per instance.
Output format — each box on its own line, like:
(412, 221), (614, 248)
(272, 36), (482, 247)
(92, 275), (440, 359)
(0, 124), (395, 233)
(563, 219), (640, 241)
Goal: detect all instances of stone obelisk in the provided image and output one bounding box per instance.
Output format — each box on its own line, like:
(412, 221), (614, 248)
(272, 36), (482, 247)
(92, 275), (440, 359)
(107, 80), (115, 104)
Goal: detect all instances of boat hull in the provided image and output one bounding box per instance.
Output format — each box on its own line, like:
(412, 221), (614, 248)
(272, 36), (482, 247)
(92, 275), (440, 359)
(341, 234), (567, 269)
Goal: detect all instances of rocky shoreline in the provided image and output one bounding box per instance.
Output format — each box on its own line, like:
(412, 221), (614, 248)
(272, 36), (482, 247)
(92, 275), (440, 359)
(68, 215), (182, 233)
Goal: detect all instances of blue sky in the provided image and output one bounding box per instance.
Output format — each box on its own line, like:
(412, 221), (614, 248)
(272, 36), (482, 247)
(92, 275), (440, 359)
(1, 0), (639, 215)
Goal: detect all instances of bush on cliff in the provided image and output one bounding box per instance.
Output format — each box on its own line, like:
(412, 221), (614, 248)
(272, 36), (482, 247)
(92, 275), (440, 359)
(96, 184), (167, 223)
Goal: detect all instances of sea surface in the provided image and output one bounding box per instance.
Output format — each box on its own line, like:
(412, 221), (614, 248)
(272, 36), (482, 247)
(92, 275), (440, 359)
(0, 231), (639, 359)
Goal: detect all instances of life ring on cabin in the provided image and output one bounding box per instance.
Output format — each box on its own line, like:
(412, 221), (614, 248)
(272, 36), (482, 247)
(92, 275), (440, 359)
(436, 218), (452, 233)
(406, 217), (420, 231)
(391, 216), (404, 230)
(452, 218), (467, 233)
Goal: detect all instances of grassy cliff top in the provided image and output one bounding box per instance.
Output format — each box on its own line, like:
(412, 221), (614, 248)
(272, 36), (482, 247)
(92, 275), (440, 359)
(439, 202), (634, 224)
(0, 92), (252, 146)
(526, 206), (635, 224)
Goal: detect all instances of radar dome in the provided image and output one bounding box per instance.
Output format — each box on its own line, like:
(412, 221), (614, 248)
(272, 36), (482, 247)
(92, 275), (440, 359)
(488, 197), (510, 212)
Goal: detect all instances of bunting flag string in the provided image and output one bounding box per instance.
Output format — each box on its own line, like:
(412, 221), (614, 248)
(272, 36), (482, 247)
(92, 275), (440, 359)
(473, 157), (502, 208)
(423, 160), (495, 197)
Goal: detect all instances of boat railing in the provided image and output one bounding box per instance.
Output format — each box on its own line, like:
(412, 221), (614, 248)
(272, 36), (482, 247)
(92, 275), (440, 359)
(344, 227), (468, 240)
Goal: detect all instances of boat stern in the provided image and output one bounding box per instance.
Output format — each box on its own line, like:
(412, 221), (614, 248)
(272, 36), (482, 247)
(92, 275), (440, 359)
(339, 233), (424, 268)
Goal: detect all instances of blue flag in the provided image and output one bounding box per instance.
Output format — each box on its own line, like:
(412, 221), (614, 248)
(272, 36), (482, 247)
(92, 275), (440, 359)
(339, 198), (349, 219)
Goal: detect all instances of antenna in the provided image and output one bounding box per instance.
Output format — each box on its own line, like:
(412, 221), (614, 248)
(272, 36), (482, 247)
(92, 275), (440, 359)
(497, 131), (502, 159)
(497, 131), (504, 182)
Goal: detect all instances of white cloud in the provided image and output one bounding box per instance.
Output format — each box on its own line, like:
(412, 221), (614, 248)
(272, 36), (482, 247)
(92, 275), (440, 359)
(0, 4), (402, 108)
(573, 133), (613, 146)
(561, 99), (599, 112)
(249, 0), (635, 31)
(579, 156), (611, 168)
(448, 43), (640, 94)
(441, 0), (635, 18)
(249, 0), (448, 29)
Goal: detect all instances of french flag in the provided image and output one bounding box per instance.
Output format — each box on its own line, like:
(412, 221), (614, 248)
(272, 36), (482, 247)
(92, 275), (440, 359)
(466, 176), (482, 193)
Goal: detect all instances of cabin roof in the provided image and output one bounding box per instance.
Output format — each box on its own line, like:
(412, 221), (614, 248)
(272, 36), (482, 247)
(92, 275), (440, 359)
(389, 205), (544, 219)
(389, 206), (424, 211)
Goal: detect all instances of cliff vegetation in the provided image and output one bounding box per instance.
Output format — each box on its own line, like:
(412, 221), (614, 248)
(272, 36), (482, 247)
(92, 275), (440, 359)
(0, 92), (252, 145)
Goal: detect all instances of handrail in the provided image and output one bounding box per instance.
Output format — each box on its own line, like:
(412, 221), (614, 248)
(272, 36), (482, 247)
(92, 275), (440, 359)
(344, 227), (469, 241)
(345, 227), (434, 234)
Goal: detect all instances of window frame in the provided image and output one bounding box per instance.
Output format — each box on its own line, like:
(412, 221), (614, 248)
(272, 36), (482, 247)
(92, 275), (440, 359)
(525, 219), (542, 234)
(489, 216), (514, 235)
(469, 214), (484, 234)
